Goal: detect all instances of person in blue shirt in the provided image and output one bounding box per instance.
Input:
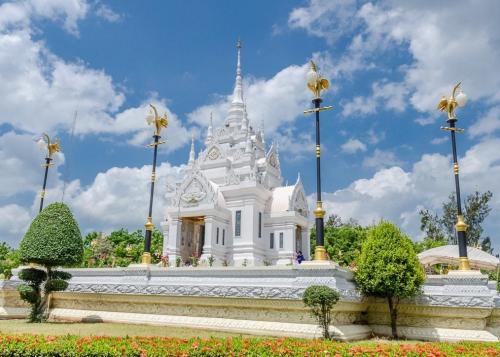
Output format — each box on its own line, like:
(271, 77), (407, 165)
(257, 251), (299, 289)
(296, 251), (305, 264)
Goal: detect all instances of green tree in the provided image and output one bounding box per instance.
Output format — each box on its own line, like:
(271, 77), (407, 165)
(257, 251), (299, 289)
(0, 242), (20, 279)
(310, 215), (367, 267)
(355, 221), (425, 339)
(302, 285), (340, 339)
(81, 228), (164, 267)
(420, 191), (493, 252)
(18, 203), (83, 322)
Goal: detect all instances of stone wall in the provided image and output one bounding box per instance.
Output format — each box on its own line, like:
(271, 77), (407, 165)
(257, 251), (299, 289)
(1, 265), (498, 341)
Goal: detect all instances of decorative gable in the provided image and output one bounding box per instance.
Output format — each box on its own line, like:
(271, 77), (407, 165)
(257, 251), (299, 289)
(290, 176), (309, 218)
(200, 142), (227, 163)
(172, 168), (217, 208)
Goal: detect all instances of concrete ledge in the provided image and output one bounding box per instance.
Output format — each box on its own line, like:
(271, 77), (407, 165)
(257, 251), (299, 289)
(49, 308), (372, 340)
(0, 307), (28, 319)
(371, 324), (498, 342)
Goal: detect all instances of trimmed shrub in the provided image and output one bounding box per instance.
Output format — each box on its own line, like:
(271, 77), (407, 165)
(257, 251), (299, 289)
(44, 279), (68, 292)
(17, 284), (38, 304)
(17, 203), (83, 322)
(355, 221), (425, 339)
(303, 285), (340, 339)
(50, 270), (72, 281)
(18, 268), (47, 285)
(19, 203), (83, 267)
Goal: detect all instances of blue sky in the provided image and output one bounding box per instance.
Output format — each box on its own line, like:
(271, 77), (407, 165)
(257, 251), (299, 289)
(1, 0), (499, 251)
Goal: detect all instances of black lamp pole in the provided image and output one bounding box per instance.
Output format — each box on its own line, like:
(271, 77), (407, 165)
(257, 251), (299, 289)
(305, 61), (332, 261)
(39, 157), (52, 213)
(313, 97), (325, 253)
(439, 82), (470, 270)
(446, 117), (469, 269)
(143, 134), (160, 261)
(37, 134), (60, 213)
(142, 104), (167, 265)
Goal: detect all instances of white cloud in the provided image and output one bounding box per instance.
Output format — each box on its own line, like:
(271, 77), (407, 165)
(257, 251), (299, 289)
(95, 3), (121, 23)
(319, 138), (500, 249)
(341, 95), (377, 117)
(272, 128), (317, 162)
(0, 0), (89, 35)
(431, 137), (448, 145)
(367, 128), (385, 145)
(341, 138), (366, 154)
(29, 161), (185, 238)
(0, 131), (64, 197)
(362, 149), (403, 169)
(469, 106), (500, 138)
(289, 1), (500, 121)
(356, 1), (500, 113)
(342, 80), (407, 117)
(288, 0), (358, 44)
(0, 204), (32, 245)
(0, 1), (191, 151)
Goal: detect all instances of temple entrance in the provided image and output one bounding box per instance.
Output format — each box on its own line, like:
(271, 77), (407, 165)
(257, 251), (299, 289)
(180, 217), (205, 265)
(295, 225), (303, 255)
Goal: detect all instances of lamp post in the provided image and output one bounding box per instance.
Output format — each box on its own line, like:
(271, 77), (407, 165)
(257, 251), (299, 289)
(36, 133), (61, 213)
(304, 61), (333, 261)
(437, 82), (470, 270)
(142, 104), (168, 265)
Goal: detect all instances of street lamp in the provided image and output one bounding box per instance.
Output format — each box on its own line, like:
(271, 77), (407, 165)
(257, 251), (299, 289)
(304, 61), (333, 261)
(141, 104), (168, 265)
(36, 133), (61, 213)
(437, 82), (470, 270)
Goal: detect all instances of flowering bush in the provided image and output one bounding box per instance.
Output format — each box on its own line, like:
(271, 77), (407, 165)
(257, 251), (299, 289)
(0, 334), (498, 356)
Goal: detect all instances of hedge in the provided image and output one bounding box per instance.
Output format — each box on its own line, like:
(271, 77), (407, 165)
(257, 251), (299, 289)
(0, 334), (498, 356)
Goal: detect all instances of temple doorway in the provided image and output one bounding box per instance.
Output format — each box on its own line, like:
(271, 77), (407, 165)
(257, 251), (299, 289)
(180, 217), (205, 265)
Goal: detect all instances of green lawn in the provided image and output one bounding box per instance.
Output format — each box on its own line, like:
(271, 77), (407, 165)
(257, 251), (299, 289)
(0, 319), (250, 338)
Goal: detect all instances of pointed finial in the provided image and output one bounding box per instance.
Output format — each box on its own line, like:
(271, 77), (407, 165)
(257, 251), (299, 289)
(189, 135), (195, 165)
(237, 37), (242, 49)
(245, 132), (252, 154)
(206, 113), (214, 144)
(296, 172), (301, 184)
(260, 120), (265, 146)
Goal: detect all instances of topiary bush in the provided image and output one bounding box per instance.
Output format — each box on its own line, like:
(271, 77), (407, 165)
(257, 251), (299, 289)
(18, 203), (83, 322)
(20, 203), (83, 267)
(302, 285), (340, 339)
(355, 220), (425, 339)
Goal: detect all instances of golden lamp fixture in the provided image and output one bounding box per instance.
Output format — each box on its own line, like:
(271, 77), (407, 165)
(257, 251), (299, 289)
(437, 82), (468, 120)
(306, 60), (330, 99)
(145, 104), (169, 136)
(37, 133), (61, 159)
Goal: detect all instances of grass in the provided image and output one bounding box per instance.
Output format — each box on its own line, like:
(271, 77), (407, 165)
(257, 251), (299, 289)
(0, 319), (251, 338)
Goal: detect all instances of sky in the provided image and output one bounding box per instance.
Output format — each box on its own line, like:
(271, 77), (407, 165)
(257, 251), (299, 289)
(1, 0), (500, 251)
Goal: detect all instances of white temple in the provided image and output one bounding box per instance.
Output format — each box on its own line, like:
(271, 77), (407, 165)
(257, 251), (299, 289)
(162, 42), (309, 266)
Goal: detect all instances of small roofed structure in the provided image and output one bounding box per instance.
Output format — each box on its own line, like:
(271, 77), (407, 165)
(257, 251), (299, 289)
(418, 245), (500, 271)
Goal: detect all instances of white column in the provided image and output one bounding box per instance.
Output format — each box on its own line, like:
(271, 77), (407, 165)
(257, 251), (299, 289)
(167, 218), (182, 266)
(200, 215), (214, 262)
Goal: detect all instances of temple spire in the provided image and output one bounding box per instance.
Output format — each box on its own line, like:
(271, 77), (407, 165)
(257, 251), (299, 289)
(233, 38), (243, 104)
(188, 135), (195, 165)
(206, 112), (213, 144)
(225, 39), (246, 128)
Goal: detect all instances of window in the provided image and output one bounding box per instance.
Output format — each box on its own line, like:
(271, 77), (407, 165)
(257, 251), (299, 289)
(270, 233), (274, 249)
(216, 227), (219, 245)
(235, 210), (241, 237)
(222, 229), (225, 245)
(258, 212), (262, 238)
(279, 232), (284, 249)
